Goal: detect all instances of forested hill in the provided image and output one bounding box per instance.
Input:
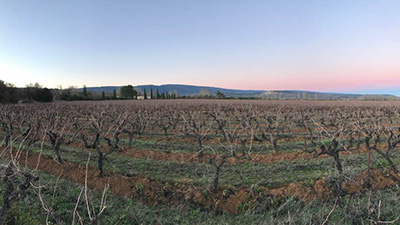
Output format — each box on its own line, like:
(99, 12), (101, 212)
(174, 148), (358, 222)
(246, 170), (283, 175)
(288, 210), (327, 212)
(83, 84), (398, 100)
(85, 84), (264, 97)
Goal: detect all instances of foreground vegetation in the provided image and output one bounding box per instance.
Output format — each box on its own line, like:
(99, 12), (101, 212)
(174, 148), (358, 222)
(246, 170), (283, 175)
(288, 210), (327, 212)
(2, 99), (400, 224)
(3, 161), (400, 225)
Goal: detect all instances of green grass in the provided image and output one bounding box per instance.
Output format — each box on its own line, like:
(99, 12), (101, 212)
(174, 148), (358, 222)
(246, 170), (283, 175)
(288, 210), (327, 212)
(4, 134), (400, 224)
(15, 140), (400, 190)
(129, 137), (306, 154)
(2, 161), (400, 224)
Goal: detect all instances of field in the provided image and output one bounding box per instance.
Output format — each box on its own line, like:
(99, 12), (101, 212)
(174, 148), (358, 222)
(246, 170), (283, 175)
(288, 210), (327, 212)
(2, 99), (400, 224)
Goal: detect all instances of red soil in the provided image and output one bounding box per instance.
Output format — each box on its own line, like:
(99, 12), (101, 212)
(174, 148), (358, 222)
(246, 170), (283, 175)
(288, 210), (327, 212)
(1, 149), (397, 214)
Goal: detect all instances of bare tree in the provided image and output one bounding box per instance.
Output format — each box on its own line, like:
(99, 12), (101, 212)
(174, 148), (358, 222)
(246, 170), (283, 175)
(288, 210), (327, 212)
(312, 114), (357, 174)
(123, 110), (148, 149)
(362, 108), (400, 175)
(0, 162), (38, 224)
(43, 109), (82, 164)
(181, 109), (215, 157)
(261, 108), (294, 153)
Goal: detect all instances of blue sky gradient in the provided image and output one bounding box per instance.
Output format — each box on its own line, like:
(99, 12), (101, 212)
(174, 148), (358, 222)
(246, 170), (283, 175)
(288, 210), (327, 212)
(0, 0), (399, 95)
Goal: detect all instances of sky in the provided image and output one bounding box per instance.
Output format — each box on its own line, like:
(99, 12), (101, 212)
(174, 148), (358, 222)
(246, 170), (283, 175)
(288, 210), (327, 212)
(0, 0), (400, 95)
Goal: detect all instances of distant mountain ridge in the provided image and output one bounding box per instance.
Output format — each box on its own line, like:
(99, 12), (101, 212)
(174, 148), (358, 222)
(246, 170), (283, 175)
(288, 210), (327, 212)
(84, 84), (264, 97)
(260, 90), (398, 100)
(83, 84), (399, 100)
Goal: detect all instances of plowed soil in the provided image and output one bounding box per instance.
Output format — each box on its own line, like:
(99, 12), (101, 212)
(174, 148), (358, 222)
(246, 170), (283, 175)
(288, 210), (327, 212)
(2, 148), (397, 214)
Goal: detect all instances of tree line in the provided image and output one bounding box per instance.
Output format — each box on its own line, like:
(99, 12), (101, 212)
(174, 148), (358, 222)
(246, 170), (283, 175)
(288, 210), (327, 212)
(0, 80), (229, 104)
(0, 81), (53, 103)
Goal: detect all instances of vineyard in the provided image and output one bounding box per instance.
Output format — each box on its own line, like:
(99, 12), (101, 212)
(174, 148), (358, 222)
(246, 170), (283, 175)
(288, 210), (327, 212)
(2, 99), (400, 224)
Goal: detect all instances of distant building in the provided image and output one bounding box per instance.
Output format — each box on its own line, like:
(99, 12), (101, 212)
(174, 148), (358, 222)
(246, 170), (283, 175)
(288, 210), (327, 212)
(199, 88), (211, 96)
(137, 95), (150, 100)
(261, 91), (278, 99)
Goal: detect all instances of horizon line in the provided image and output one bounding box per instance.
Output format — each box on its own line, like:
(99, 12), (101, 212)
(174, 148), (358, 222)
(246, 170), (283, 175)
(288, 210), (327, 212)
(80, 83), (399, 97)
